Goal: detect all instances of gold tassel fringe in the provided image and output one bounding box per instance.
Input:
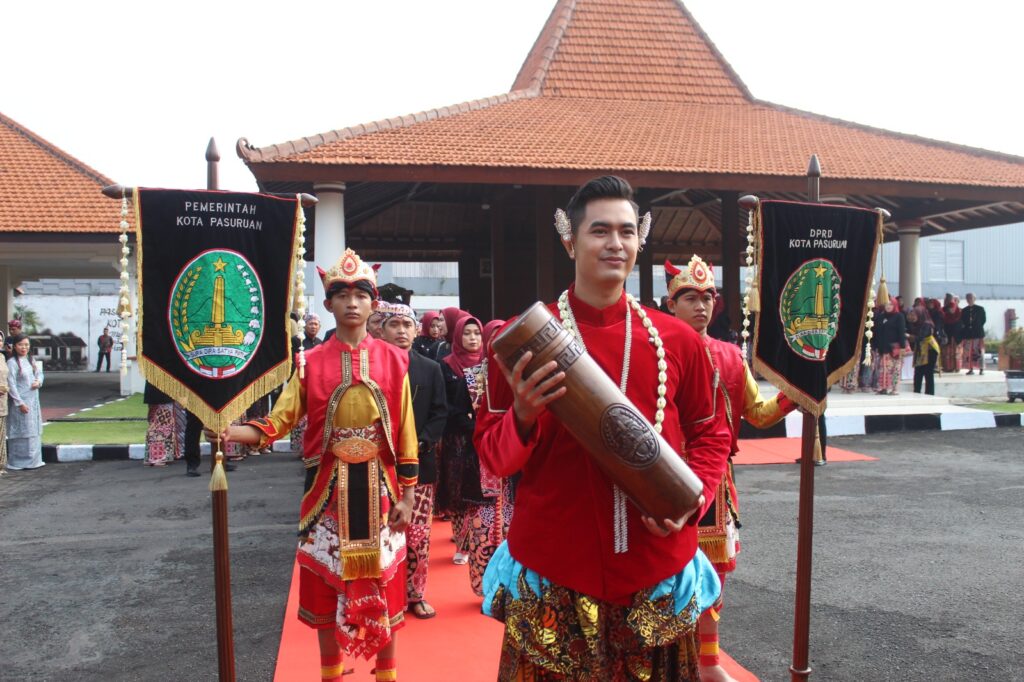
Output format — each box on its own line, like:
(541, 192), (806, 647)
(138, 356), (291, 435)
(209, 452), (229, 492)
(747, 281), (761, 313)
(813, 424), (823, 463)
(340, 548), (382, 580)
(877, 277), (890, 307)
(697, 537), (731, 565)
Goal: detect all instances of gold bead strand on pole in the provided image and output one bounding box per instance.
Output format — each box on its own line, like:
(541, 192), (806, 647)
(117, 191), (132, 376)
(293, 197), (308, 378)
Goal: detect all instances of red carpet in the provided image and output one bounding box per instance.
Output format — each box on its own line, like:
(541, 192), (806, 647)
(274, 522), (759, 681)
(735, 437), (876, 466)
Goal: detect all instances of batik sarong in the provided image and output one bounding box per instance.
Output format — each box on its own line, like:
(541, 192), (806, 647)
(145, 403), (180, 465)
(962, 338), (984, 372)
(483, 543), (718, 681)
(877, 353), (902, 394)
(941, 340), (961, 373)
(405, 482), (435, 603)
(290, 415), (308, 458)
(465, 480), (514, 597)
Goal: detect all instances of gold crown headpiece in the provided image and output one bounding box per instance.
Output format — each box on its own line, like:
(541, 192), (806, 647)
(554, 208), (652, 246)
(665, 255), (716, 299)
(317, 248), (378, 295)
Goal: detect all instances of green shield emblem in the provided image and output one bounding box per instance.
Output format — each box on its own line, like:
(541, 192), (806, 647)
(780, 258), (841, 361)
(169, 250), (263, 378)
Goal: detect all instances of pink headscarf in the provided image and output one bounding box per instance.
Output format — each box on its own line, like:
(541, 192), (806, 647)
(419, 310), (441, 338)
(482, 319), (506, 354)
(444, 315), (484, 376)
(441, 307), (465, 344)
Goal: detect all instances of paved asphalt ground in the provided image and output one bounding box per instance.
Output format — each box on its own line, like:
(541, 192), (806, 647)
(2, 427), (1022, 681)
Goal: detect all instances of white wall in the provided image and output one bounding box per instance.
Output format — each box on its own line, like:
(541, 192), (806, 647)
(18, 293), (124, 370)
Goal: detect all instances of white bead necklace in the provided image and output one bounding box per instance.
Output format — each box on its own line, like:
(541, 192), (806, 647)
(557, 290), (668, 432)
(557, 289), (668, 553)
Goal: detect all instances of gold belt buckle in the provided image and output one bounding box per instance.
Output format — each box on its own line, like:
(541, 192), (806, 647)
(332, 436), (378, 464)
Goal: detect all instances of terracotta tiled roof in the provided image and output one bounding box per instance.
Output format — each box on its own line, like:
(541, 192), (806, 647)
(0, 111), (120, 233)
(510, 0), (750, 102)
(239, 0), (1024, 192)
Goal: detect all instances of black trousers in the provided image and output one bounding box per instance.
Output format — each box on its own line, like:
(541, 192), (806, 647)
(184, 411), (203, 469)
(913, 349), (939, 395)
(95, 351), (111, 372)
(818, 413), (827, 462)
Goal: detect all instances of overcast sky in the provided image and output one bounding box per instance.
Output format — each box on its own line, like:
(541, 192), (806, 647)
(3, 0), (1020, 194)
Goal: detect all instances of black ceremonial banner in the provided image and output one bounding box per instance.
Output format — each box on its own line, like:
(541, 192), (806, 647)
(752, 200), (881, 416)
(134, 188), (300, 430)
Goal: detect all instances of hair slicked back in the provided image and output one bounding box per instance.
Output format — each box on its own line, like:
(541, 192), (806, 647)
(565, 175), (639, 234)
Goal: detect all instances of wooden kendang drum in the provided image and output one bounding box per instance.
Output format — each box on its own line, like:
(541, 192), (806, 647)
(491, 302), (704, 522)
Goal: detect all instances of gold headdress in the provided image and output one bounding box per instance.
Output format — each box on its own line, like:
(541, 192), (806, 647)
(665, 255), (716, 299)
(317, 248), (378, 295)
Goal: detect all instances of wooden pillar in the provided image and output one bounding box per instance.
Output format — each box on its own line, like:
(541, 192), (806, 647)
(638, 246), (654, 305)
(720, 191), (741, 331)
(535, 186), (566, 303)
(490, 205), (510, 319)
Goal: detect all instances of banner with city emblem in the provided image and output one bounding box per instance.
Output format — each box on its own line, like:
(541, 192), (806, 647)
(752, 200), (882, 416)
(133, 188), (301, 430)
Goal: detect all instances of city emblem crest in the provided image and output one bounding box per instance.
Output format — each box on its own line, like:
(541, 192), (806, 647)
(169, 249), (264, 378)
(780, 258), (841, 361)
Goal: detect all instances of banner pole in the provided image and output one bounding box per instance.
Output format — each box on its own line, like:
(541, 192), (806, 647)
(790, 154), (821, 681)
(206, 138), (237, 682)
(210, 442), (236, 682)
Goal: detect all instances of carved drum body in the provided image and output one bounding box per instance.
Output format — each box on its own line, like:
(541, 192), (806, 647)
(491, 302), (703, 522)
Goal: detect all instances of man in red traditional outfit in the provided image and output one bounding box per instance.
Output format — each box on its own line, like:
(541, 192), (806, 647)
(665, 255), (797, 682)
(213, 249), (417, 682)
(475, 176), (732, 681)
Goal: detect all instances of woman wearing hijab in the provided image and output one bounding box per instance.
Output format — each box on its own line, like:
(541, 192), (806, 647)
(875, 299), (907, 395)
(437, 316), (510, 595)
(411, 310), (444, 360)
(941, 293), (963, 373)
(436, 307), (464, 361)
(6, 334), (45, 470)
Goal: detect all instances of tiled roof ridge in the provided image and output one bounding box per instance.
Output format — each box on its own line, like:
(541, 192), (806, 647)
(0, 110), (114, 187)
(675, 0), (753, 102)
(237, 89), (540, 164)
(510, 0), (576, 92)
(511, 0), (753, 102)
(759, 99), (1024, 167)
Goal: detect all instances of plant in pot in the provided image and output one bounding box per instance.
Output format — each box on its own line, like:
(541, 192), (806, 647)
(1004, 328), (1024, 371)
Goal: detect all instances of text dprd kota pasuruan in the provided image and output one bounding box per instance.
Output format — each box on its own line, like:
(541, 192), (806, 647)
(174, 201), (263, 230)
(788, 229), (847, 250)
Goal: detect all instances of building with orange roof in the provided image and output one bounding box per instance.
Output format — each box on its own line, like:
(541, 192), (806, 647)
(238, 0), (1024, 323)
(0, 111), (126, 327)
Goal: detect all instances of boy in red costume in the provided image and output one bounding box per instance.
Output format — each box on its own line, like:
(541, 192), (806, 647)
(475, 176), (731, 681)
(213, 248), (417, 682)
(665, 255), (796, 682)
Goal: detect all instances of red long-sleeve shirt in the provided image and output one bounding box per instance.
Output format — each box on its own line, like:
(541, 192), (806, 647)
(473, 288), (731, 604)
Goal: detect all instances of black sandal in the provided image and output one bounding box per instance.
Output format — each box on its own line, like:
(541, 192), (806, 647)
(409, 600), (436, 619)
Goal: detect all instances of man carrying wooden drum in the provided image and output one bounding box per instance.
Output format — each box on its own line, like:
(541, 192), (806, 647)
(666, 255), (797, 682)
(474, 176), (732, 681)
